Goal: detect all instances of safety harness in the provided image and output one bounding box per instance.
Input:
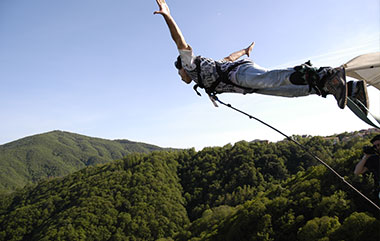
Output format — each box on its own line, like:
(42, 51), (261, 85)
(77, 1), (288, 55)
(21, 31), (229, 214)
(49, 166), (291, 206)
(192, 57), (256, 97)
(290, 61), (330, 97)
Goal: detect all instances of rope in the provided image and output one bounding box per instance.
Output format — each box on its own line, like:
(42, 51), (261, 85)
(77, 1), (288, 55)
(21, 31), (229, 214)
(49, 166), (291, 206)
(211, 95), (380, 212)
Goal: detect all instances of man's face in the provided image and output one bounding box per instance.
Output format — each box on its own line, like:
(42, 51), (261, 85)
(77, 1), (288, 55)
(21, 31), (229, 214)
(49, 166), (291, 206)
(178, 68), (192, 84)
(373, 140), (380, 152)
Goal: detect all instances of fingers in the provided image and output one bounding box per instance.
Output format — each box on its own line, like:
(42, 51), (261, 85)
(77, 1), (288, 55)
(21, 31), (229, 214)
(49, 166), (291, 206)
(154, 0), (168, 15)
(156, 0), (166, 5)
(246, 42), (255, 57)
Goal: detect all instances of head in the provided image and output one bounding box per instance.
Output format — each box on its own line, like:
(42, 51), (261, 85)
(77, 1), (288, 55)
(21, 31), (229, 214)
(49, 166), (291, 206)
(175, 55), (192, 84)
(370, 135), (380, 151)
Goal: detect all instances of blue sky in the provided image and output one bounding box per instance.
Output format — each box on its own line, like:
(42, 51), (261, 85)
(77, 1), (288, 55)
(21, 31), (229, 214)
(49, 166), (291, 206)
(0, 0), (379, 150)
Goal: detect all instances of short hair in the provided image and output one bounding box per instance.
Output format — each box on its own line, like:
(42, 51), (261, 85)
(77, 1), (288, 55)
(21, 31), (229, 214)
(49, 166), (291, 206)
(174, 55), (182, 70)
(370, 134), (380, 144)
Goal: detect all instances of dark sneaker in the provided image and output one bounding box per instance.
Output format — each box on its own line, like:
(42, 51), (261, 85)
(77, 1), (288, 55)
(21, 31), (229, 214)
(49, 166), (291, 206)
(324, 67), (347, 109)
(348, 80), (369, 115)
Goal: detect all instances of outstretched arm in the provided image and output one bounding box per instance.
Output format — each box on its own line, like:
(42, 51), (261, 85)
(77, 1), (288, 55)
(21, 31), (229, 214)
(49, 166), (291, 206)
(223, 42), (255, 62)
(154, 0), (189, 50)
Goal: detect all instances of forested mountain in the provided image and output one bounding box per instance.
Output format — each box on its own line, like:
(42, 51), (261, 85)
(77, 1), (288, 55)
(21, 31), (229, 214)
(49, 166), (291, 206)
(0, 131), (164, 193)
(0, 132), (379, 240)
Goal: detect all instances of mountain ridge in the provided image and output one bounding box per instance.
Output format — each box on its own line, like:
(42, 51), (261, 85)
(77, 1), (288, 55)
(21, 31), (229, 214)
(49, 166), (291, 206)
(1, 128), (377, 194)
(0, 130), (167, 193)
(0, 134), (379, 240)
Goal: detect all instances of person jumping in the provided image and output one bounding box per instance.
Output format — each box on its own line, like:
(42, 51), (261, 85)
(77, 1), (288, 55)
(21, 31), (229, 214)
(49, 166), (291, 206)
(154, 0), (368, 110)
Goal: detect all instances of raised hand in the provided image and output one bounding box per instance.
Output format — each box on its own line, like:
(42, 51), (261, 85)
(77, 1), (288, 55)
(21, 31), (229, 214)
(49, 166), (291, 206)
(245, 42), (255, 57)
(154, 0), (170, 16)
(153, 0), (188, 50)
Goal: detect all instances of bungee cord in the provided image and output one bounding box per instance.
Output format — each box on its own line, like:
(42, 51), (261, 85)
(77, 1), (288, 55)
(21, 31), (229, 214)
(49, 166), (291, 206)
(211, 95), (380, 213)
